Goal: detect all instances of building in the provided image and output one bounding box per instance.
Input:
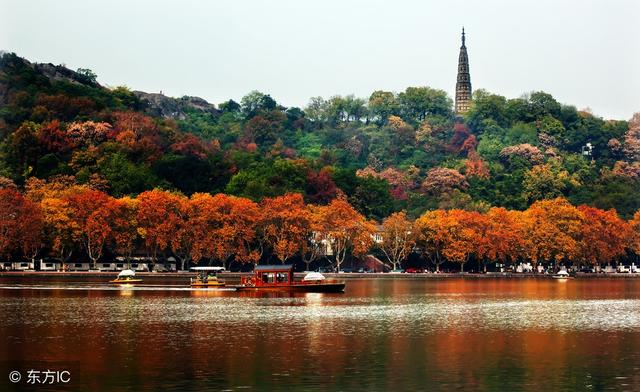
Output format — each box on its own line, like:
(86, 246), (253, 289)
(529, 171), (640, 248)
(455, 27), (472, 114)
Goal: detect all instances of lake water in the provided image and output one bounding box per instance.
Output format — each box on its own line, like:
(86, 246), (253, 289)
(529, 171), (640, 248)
(1, 277), (640, 391)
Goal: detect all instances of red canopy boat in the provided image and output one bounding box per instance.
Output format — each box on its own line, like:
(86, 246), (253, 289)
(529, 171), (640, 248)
(235, 265), (345, 293)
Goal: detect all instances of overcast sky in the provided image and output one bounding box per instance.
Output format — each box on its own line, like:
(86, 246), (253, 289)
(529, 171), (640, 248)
(2, 0), (639, 120)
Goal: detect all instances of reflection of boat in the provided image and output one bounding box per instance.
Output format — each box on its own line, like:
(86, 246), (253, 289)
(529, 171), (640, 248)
(190, 266), (226, 288)
(552, 269), (573, 280)
(234, 265), (345, 292)
(110, 269), (143, 284)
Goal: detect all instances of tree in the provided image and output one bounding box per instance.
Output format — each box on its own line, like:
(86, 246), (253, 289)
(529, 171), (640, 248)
(110, 197), (139, 268)
(499, 144), (544, 166)
(397, 86), (453, 123)
(623, 112), (640, 161)
(0, 188), (43, 261)
(136, 190), (184, 268)
(522, 162), (577, 203)
(39, 197), (77, 263)
(414, 210), (448, 272)
(631, 210), (640, 258)
(379, 212), (415, 270)
(5, 121), (41, 178)
(521, 198), (583, 269)
(421, 168), (468, 196)
(305, 167), (337, 204)
(301, 205), (328, 271)
(440, 210), (483, 273)
(241, 90), (277, 118)
(465, 90), (509, 131)
(189, 193), (262, 268)
(66, 121), (112, 147)
(576, 205), (629, 267)
(64, 188), (113, 268)
(315, 198), (375, 271)
(262, 193), (312, 263)
(76, 68), (98, 84)
(478, 208), (524, 272)
(368, 90), (398, 125)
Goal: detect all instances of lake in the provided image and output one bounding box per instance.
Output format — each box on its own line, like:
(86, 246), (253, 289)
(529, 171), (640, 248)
(1, 277), (640, 391)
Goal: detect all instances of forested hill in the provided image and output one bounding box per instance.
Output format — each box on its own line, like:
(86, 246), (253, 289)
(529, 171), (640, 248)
(1, 52), (639, 219)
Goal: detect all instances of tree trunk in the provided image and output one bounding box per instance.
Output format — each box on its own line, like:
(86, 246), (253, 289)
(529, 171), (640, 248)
(460, 262), (464, 273)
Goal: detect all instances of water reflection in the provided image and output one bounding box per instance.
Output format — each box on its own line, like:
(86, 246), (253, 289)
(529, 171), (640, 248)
(1, 278), (640, 391)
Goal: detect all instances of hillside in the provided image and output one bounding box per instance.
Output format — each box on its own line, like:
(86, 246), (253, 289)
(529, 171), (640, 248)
(0, 52), (639, 219)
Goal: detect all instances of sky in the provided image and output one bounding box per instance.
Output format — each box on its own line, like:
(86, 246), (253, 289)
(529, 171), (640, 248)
(1, 0), (639, 120)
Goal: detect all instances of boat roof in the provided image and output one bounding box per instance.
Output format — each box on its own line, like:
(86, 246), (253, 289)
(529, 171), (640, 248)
(254, 264), (294, 272)
(118, 269), (136, 277)
(190, 266), (226, 271)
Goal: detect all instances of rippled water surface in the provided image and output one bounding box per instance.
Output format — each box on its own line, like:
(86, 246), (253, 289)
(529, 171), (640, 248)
(2, 277), (640, 391)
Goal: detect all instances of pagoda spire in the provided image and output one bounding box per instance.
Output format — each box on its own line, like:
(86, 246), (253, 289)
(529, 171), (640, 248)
(455, 27), (472, 114)
(462, 27), (466, 47)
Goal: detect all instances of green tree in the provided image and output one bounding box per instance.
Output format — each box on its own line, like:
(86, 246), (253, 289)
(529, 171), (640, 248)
(368, 90), (398, 125)
(397, 86), (452, 124)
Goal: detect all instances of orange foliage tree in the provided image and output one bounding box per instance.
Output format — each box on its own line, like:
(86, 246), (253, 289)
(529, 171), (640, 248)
(440, 210), (484, 273)
(136, 189), (184, 268)
(414, 210), (449, 272)
(577, 205), (630, 267)
(0, 188), (43, 262)
(477, 208), (525, 272)
(189, 193), (262, 268)
(315, 198), (375, 271)
(379, 211), (415, 270)
(521, 198), (583, 269)
(301, 205), (328, 271)
(64, 188), (113, 268)
(109, 197), (139, 267)
(261, 193), (312, 263)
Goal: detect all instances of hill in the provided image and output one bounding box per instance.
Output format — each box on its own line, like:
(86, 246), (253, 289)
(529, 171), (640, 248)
(0, 52), (639, 219)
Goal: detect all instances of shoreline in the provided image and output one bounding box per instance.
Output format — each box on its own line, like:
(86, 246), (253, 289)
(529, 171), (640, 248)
(1, 271), (640, 279)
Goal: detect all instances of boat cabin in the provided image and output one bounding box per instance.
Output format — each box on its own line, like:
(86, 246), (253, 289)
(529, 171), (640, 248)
(247, 265), (294, 287)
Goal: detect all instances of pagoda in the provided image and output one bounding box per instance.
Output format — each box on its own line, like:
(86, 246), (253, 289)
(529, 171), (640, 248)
(455, 27), (472, 114)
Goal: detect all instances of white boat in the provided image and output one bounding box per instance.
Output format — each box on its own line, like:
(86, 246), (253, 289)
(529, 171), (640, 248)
(552, 269), (573, 280)
(110, 269), (143, 284)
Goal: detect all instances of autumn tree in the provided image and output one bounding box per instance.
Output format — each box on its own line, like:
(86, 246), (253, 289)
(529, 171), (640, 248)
(64, 188), (113, 268)
(414, 210), (450, 272)
(315, 198), (375, 271)
(521, 198), (584, 269)
(440, 210), (484, 273)
(137, 189), (184, 268)
(301, 205), (328, 271)
(477, 208), (524, 272)
(631, 210), (640, 258)
(576, 205), (630, 267)
(261, 193), (312, 263)
(623, 112), (640, 161)
(499, 144), (544, 166)
(109, 197), (139, 267)
(421, 167), (468, 196)
(0, 188), (43, 261)
(189, 193), (262, 268)
(379, 211), (415, 270)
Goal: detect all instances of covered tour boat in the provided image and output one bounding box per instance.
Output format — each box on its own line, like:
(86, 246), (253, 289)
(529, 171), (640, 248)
(190, 266), (226, 288)
(235, 265), (345, 292)
(109, 269), (143, 284)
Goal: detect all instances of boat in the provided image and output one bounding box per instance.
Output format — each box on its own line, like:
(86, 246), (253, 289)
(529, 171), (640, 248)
(190, 266), (226, 288)
(109, 269), (143, 284)
(552, 269), (573, 280)
(234, 265), (345, 292)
